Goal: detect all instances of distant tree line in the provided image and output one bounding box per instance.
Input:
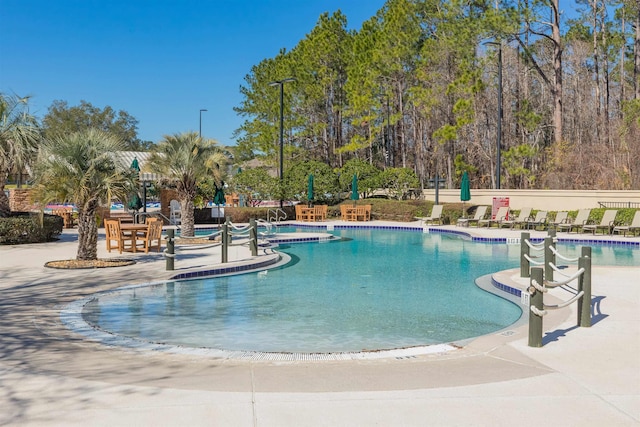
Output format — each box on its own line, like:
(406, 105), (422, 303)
(233, 0), (640, 190)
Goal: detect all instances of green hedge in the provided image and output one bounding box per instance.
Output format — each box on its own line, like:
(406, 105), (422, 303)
(0, 213), (63, 244)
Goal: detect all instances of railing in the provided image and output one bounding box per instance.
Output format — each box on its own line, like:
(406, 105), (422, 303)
(134, 210), (175, 227)
(520, 231), (592, 347)
(267, 208), (287, 223)
(164, 218), (260, 270)
(598, 201), (640, 208)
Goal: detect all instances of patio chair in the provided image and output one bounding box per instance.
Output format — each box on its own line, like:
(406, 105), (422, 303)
(418, 205), (443, 225)
(478, 206), (510, 228)
(582, 209), (618, 235)
(556, 209), (591, 233)
(463, 205), (488, 227)
(527, 211), (548, 230)
(501, 207), (532, 229)
(104, 219), (135, 253)
(549, 211), (568, 230)
(612, 210), (640, 237)
(169, 199), (181, 225)
(313, 205), (327, 221)
(137, 217), (163, 253)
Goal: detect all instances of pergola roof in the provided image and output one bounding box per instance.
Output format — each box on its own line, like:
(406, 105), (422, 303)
(114, 151), (160, 182)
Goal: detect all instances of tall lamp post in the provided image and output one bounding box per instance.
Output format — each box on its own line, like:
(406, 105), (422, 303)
(199, 108), (207, 138)
(268, 78), (295, 208)
(484, 41), (502, 189)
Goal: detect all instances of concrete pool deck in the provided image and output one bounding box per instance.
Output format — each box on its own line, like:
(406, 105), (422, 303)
(0, 221), (638, 426)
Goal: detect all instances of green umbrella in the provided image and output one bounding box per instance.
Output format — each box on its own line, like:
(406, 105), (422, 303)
(213, 184), (225, 205)
(130, 157), (140, 172)
(213, 184), (225, 225)
(460, 171), (471, 218)
(351, 174), (359, 205)
(307, 174), (314, 207)
(127, 192), (143, 211)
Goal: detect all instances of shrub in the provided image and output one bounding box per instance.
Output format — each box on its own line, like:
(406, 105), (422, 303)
(0, 212), (63, 244)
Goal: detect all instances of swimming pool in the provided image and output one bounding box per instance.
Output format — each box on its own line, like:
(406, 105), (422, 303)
(81, 227), (637, 354)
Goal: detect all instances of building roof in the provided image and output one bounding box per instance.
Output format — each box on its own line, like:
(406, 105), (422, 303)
(114, 151), (160, 182)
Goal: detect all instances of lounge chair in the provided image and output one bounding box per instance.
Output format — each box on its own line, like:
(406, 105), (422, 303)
(501, 207), (532, 229)
(479, 206), (510, 228)
(612, 210), (640, 237)
(458, 205), (488, 227)
(104, 219), (135, 253)
(582, 209), (618, 234)
(169, 199), (181, 225)
(137, 218), (163, 253)
(418, 205), (444, 225)
(556, 209), (591, 233)
(527, 211), (548, 230)
(549, 211), (568, 230)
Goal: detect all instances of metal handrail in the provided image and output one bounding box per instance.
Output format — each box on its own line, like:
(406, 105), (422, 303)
(267, 208), (287, 223)
(134, 211), (178, 229)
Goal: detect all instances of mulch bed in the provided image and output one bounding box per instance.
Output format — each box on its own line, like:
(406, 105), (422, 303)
(45, 259), (136, 269)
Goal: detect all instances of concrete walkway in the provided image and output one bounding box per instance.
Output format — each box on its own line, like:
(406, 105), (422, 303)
(0, 222), (638, 426)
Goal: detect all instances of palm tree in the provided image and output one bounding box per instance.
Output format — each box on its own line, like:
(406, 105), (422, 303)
(149, 132), (227, 237)
(32, 129), (136, 260)
(0, 93), (40, 217)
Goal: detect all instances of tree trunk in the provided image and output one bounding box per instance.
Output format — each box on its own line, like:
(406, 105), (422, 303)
(636, 7), (640, 99)
(0, 178), (10, 218)
(76, 206), (98, 261)
(180, 198), (195, 237)
(552, 0), (563, 144)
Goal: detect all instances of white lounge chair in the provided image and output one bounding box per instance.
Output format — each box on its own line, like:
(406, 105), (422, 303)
(169, 199), (181, 225)
(418, 205), (444, 225)
(582, 210), (618, 234)
(501, 207), (532, 229)
(557, 209), (591, 233)
(613, 210), (640, 237)
(458, 205), (488, 227)
(479, 206), (510, 228)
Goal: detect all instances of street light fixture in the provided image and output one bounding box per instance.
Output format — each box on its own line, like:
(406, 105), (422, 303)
(268, 78), (296, 208)
(484, 41), (502, 190)
(199, 109), (208, 138)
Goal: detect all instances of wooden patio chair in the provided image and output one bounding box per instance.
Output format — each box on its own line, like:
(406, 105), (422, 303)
(313, 205), (327, 221)
(137, 218), (163, 253)
(104, 219), (135, 253)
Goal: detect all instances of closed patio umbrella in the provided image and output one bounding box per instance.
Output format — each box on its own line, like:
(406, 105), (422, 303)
(127, 193), (143, 211)
(351, 174), (359, 205)
(130, 157), (140, 172)
(460, 171), (471, 218)
(213, 184), (225, 225)
(308, 174), (314, 207)
(128, 157), (142, 215)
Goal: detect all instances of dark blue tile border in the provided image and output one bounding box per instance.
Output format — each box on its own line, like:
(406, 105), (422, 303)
(491, 276), (523, 298)
(171, 256), (278, 280)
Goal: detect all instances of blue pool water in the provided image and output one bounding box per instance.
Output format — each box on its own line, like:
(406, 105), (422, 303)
(83, 228), (638, 353)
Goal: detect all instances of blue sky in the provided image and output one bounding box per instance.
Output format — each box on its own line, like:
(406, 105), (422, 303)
(1, 0), (386, 146)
